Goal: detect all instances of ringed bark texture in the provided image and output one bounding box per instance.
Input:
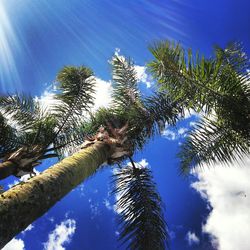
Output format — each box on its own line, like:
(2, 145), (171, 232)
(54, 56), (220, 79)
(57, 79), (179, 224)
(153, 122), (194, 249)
(0, 142), (111, 248)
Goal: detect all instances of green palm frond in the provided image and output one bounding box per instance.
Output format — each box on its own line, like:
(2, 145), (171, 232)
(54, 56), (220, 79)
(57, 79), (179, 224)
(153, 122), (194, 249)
(149, 40), (250, 169)
(50, 66), (96, 157)
(83, 54), (183, 153)
(0, 94), (41, 131)
(56, 66), (95, 109)
(0, 113), (20, 158)
(144, 91), (183, 134)
(0, 94), (58, 158)
(55, 66), (95, 127)
(112, 55), (141, 110)
(83, 108), (125, 134)
(148, 41), (250, 114)
(179, 117), (250, 174)
(112, 162), (168, 250)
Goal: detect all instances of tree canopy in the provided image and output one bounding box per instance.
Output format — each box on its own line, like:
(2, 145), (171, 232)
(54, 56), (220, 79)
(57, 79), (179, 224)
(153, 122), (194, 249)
(148, 41), (250, 173)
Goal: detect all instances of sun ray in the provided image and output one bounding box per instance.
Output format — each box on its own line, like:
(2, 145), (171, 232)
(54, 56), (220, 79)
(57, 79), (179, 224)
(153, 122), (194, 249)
(0, 1), (21, 92)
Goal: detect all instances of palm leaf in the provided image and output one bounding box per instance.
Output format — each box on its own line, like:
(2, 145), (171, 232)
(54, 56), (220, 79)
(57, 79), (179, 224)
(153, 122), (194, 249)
(112, 162), (168, 250)
(179, 117), (250, 174)
(50, 66), (96, 157)
(148, 41), (250, 114)
(0, 113), (20, 158)
(112, 55), (141, 110)
(0, 94), (42, 131)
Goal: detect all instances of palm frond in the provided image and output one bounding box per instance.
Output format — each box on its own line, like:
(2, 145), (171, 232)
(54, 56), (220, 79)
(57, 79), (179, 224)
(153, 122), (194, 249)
(0, 94), (41, 130)
(144, 91), (184, 134)
(149, 40), (250, 170)
(112, 55), (141, 110)
(112, 162), (168, 250)
(179, 117), (250, 174)
(49, 66), (96, 157)
(0, 113), (20, 158)
(148, 41), (250, 114)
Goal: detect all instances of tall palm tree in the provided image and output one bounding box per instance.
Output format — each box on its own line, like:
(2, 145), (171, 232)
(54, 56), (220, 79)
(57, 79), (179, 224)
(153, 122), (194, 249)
(0, 55), (179, 248)
(148, 41), (250, 173)
(0, 66), (95, 180)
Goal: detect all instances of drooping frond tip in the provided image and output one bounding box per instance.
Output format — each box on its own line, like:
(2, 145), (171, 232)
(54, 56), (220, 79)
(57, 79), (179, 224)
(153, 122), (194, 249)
(112, 163), (169, 250)
(178, 117), (250, 174)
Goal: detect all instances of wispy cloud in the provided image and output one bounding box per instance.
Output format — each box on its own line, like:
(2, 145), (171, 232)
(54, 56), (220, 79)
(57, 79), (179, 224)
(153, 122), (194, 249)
(43, 218), (76, 250)
(88, 198), (101, 219)
(186, 231), (200, 246)
(103, 198), (113, 210)
(21, 224), (34, 235)
(162, 126), (188, 141)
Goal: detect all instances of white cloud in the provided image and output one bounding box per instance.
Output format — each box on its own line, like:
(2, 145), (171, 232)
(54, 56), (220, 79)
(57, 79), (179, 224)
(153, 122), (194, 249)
(34, 84), (61, 114)
(169, 230), (176, 240)
(189, 121), (197, 127)
(48, 217), (55, 223)
(21, 224), (34, 235)
(36, 76), (113, 114)
(88, 198), (101, 219)
(186, 231), (200, 246)
(43, 218), (76, 250)
(162, 129), (177, 140)
(134, 65), (152, 88)
(162, 127), (188, 140)
(192, 156), (250, 250)
(103, 198), (113, 210)
(8, 180), (19, 189)
(76, 183), (85, 197)
(177, 127), (188, 136)
(92, 77), (113, 111)
(2, 238), (25, 250)
(182, 109), (199, 119)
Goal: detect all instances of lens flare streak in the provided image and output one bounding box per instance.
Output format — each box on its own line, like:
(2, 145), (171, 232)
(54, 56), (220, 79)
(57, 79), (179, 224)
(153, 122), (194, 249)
(0, 1), (21, 92)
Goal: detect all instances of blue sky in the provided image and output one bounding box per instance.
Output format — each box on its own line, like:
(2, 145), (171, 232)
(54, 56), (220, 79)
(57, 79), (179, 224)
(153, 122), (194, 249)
(1, 1), (250, 250)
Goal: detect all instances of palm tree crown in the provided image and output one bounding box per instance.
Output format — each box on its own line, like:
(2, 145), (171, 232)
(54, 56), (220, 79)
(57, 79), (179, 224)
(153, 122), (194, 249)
(148, 41), (250, 173)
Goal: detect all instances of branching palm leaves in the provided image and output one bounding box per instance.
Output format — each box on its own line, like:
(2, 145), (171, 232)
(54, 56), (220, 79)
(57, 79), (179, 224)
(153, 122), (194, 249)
(82, 55), (175, 249)
(52, 66), (95, 158)
(112, 160), (168, 250)
(0, 113), (20, 158)
(0, 55), (176, 248)
(0, 65), (95, 179)
(85, 55), (181, 154)
(149, 41), (250, 172)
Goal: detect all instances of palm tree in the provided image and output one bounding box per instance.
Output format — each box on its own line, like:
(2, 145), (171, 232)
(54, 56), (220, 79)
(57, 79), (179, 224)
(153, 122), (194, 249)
(148, 41), (250, 173)
(0, 55), (179, 248)
(0, 66), (95, 180)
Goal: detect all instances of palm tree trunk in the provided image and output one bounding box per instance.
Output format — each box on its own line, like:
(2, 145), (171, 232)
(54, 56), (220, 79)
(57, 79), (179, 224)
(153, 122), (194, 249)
(0, 161), (17, 180)
(0, 141), (112, 248)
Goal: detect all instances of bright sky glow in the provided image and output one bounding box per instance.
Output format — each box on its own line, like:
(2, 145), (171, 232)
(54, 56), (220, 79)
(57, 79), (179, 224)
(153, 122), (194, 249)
(0, 1), (21, 91)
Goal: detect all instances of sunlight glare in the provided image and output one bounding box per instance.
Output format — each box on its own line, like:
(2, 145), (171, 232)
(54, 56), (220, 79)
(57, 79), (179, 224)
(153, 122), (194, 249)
(0, 1), (21, 92)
